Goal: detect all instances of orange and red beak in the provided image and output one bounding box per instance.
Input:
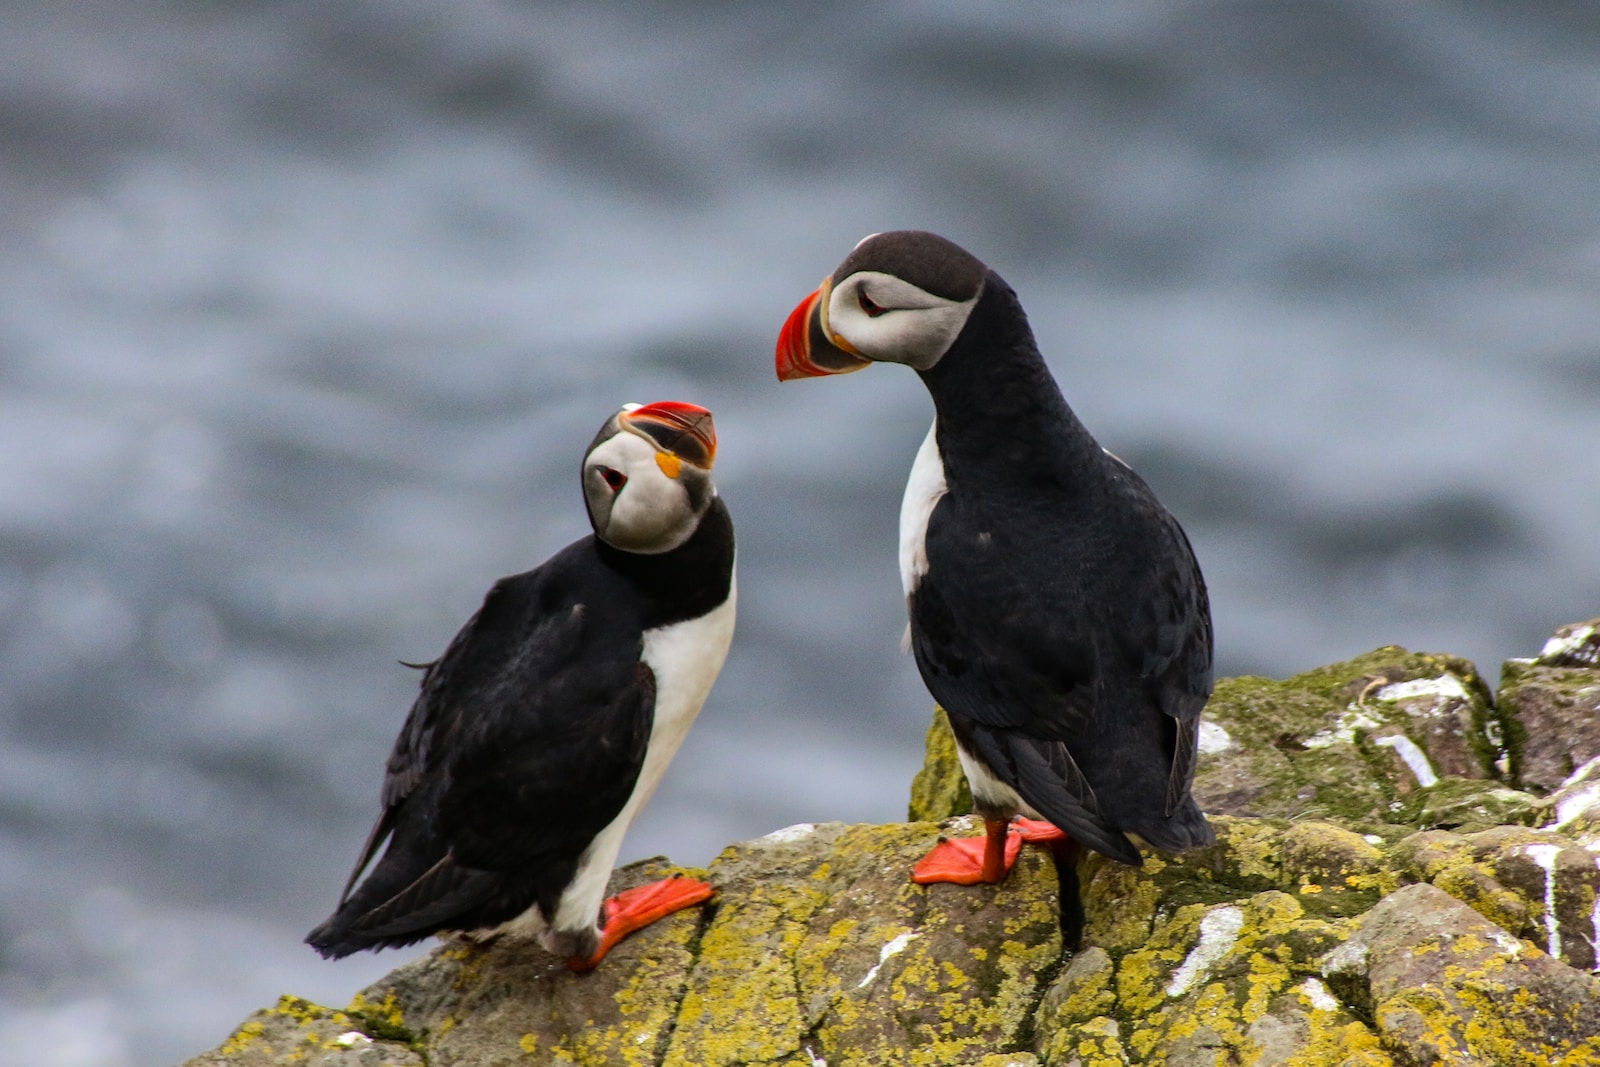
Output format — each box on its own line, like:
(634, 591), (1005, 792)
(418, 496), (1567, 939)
(619, 401), (717, 470)
(775, 277), (874, 381)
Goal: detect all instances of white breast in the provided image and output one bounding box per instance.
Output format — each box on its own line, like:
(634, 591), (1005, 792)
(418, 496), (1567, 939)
(544, 567), (738, 940)
(632, 576), (738, 810)
(898, 420), (947, 598)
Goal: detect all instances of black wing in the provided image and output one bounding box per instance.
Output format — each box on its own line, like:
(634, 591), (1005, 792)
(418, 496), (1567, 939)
(308, 544), (653, 957)
(909, 455), (1211, 845)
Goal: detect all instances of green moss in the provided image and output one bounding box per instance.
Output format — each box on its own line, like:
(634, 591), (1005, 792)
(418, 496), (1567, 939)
(1399, 776), (1540, 831)
(345, 990), (416, 1046)
(1286, 647), (1488, 706)
(908, 706), (973, 822)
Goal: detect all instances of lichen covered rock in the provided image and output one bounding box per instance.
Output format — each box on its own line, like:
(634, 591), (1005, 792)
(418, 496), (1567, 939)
(186, 816), (1600, 1066)
(909, 705), (973, 823)
(181, 994), (423, 1067)
(1191, 645), (1518, 831)
(182, 625), (1600, 1067)
(1499, 618), (1600, 793)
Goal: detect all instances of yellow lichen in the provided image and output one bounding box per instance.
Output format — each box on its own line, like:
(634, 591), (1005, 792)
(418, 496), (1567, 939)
(219, 1020), (266, 1058)
(1042, 1014), (1129, 1067)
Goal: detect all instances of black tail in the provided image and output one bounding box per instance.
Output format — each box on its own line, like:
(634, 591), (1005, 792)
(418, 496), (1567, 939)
(1131, 796), (1215, 854)
(306, 852), (499, 959)
(969, 726), (1145, 866)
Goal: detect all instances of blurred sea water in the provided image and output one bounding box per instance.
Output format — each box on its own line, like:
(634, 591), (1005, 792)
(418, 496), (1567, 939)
(2, 2), (1599, 1064)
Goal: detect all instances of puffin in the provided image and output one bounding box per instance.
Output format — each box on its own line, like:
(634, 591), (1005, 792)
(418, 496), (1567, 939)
(306, 401), (735, 970)
(776, 231), (1213, 884)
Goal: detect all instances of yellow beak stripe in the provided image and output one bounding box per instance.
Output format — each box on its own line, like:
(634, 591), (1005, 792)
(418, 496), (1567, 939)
(655, 452), (682, 479)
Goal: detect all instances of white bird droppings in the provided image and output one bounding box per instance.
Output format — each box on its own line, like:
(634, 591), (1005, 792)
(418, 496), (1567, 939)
(804, 1043), (828, 1067)
(1562, 754), (1600, 790)
(1375, 675), (1469, 704)
(1592, 856), (1600, 967)
(1320, 939), (1369, 978)
(1490, 929), (1526, 958)
(763, 823), (816, 844)
(1539, 625), (1597, 664)
(1167, 906), (1244, 997)
(1298, 977), (1340, 1012)
(1524, 843), (1564, 960)
(1197, 720), (1235, 755)
(1551, 780), (1600, 831)
(858, 931), (920, 988)
(1305, 707), (1384, 749)
(1374, 734), (1439, 788)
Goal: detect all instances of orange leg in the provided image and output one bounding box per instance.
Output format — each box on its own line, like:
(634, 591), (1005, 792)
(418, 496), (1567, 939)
(912, 817), (1022, 885)
(567, 875), (715, 973)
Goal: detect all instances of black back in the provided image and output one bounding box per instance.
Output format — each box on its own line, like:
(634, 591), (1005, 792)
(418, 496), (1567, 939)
(306, 498), (734, 957)
(909, 277), (1213, 864)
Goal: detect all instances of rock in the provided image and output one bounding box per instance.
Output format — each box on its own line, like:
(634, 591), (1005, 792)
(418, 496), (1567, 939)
(1537, 755), (1600, 849)
(181, 995), (423, 1067)
(908, 705), (973, 822)
(186, 818), (1600, 1066)
(1327, 882), (1600, 1065)
(1498, 618), (1600, 792)
(181, 627), (1600, 1067)
(1191, 645), (1512, 829)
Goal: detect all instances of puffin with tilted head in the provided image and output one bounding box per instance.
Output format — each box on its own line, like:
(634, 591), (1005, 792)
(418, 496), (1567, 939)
(777, 231), (1213, 884)
(307, 401), (734, 970)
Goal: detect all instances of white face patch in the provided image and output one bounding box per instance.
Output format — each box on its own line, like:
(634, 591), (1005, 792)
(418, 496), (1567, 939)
(826, 270), (978, 370)
(584, 431), (698, 553)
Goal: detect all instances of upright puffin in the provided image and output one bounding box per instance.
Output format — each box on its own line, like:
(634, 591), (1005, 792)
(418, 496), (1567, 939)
(306, 401), (735, 969)
(776, 231), (1213, 883)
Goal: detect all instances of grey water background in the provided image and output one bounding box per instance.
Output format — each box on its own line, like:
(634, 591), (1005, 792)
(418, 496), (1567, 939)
(3, 2), (1599, 1063)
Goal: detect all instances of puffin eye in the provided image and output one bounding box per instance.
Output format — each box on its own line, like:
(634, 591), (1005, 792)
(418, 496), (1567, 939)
(857, 289), (886, 317)
(599, 466), (627, 491)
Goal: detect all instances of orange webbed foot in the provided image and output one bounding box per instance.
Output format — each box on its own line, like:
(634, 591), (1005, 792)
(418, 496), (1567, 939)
(912, 817), (1022, 885)
(1013, 817), (1069, 845)
(567, 875), (715, 973)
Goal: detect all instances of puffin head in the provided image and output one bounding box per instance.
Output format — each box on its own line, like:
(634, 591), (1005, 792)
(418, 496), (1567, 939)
(582, 401), (718, 553)
(776, 230), (988, 380)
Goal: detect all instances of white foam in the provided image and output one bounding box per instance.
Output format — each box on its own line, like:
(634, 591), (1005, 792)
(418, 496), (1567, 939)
(1167, 906), (1244, 997)
(1374, 734), (1439, 788)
